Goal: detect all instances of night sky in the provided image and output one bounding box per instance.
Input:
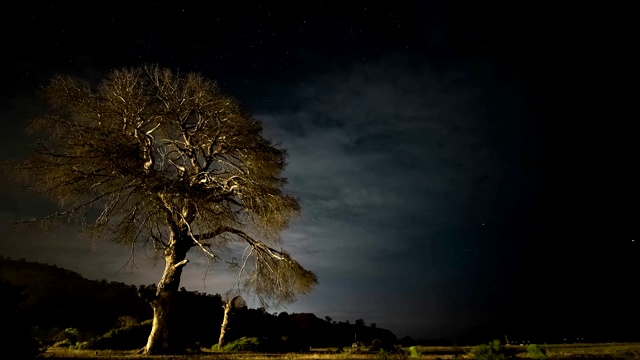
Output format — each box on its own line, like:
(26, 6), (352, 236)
(1, 3), (637, 340)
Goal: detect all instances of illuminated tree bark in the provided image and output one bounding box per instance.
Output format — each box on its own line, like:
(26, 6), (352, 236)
(218, 299), (232, 348)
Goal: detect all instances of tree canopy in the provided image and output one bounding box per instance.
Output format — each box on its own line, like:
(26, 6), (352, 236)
(9, 65), (317, 353)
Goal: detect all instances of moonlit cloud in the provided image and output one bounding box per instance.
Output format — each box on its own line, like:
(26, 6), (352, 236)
(247, 55), (512, 336)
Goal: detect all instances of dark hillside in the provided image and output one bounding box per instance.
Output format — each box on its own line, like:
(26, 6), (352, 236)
(0, 257), (398, 350)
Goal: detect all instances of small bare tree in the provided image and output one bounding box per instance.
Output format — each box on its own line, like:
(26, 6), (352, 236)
(8, 65), (317, 354)
(218, 294), (245, 348)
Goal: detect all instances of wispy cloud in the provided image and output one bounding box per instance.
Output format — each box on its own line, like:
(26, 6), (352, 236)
(251, 55), (509, 336)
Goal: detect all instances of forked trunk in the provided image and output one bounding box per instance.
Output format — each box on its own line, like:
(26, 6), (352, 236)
(218, 300), (232, 348)
(142, 241), (188, 354)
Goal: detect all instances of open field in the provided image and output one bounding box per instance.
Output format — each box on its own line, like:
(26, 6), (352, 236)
(40, 342), (640, 360)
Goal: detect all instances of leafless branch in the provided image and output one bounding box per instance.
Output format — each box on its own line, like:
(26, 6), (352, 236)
(7, 65), (316, 311)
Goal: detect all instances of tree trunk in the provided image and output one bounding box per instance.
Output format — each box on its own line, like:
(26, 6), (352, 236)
(143, 240), (188, 354)
(218, 300), (232, 348)
(145, 290), (174, 354)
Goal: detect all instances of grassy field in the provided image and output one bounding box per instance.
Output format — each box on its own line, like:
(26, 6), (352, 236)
(40, 342), (640, 360)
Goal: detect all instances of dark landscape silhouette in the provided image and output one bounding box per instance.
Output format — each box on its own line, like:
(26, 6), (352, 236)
(0, 257), (397, 352)
(2, 256), (638, 355)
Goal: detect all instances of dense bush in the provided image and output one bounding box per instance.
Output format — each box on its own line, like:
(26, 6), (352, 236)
(72, 341), (93, 350)
(222, 337), (262, 352)
(526, 344), (548, 359)
(470, 339), (513, 360)
(52, 339), (73, 348)
(83, 320), (152, 350)
(52, 328), (80, 343)
(212, 336), (309, 353)
(409, 346), (422, 358)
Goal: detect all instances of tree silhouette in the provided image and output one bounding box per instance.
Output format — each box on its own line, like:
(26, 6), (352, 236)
(8, 65), (317, 354)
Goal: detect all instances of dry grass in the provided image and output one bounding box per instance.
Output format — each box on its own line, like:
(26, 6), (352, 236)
(40, 342), (640, 360)
(537, 342), (640, 359)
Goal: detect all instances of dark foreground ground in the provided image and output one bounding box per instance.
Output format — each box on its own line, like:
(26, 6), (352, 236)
(40, 342), (640, 360)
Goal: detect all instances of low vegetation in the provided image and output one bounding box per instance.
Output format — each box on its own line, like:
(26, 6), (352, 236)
(41, 342), (640, 359)
(410, 346), (422, 358)
(526, 344), (548, 359)
(470, 340), (513, 360)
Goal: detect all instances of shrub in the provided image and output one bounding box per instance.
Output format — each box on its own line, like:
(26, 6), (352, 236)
(371, 339), (383, 351)
(410, 346), (422, 358)
(378, 349), (391, 360)
(52, 338), (73, 348)
(87, 321), (151, 350)
(378, 348), (408, 360)
(371, 338), (398, 352)
(526, 344), (547, 359)
(213, 336), (307, 353)
(52, 328), (80, 343)
(471, 339), (512, 360)
(222, 337), (262, 352)
(70, 341), (92, 350)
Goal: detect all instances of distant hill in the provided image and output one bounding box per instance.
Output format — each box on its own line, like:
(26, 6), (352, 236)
(0, 256), (397, 349)
(0, 256), (154, 335)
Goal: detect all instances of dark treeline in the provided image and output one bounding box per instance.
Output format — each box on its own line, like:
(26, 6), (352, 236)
(0, 257), (396, 350)
(2, 257), (638, 350)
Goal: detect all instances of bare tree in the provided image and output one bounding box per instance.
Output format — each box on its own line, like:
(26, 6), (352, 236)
(8, 65), (317, 354)
(218, 294), (245, 348)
